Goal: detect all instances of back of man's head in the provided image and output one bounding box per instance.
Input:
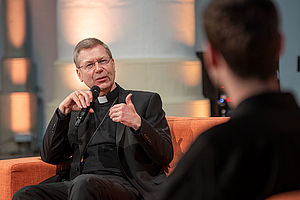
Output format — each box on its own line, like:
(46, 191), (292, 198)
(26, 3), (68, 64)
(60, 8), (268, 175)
(203, 0), (280, 80)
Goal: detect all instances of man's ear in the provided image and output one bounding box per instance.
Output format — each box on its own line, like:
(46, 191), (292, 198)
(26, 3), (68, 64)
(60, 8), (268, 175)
(203, 42), (222, 87)
(111, 58), (116, 72)
(204, 42), (219, 71)
(277, 32), (284, 58)
(76, 67), (83, 82)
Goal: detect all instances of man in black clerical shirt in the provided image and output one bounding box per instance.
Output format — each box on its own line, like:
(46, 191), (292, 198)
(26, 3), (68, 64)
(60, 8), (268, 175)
(13, 38), (173, 200)
(155, 0), (300, 199)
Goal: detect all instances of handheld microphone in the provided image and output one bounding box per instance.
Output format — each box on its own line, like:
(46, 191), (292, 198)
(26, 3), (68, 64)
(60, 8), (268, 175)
(75, 85), (100, 127)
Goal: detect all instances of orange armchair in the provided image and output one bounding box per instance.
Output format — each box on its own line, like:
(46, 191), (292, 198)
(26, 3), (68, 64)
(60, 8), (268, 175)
(266, 191), (300, 200)
(0, 116), (229, 200)
(0, 157), (57, 200)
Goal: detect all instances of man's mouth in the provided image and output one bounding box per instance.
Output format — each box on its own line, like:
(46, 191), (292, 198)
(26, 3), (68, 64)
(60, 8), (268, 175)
(96, 76), (107, 82)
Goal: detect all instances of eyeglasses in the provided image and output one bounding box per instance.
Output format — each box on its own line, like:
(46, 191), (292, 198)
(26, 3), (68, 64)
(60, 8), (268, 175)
(79, 58), (112, 71)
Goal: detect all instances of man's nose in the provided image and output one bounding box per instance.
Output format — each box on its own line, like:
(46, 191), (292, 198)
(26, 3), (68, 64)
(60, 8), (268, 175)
(94, 62), (103, 72)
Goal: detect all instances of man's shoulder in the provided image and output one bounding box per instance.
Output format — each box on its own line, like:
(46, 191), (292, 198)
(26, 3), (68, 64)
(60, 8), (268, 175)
(197, 118), (250, 149)
(122, 88), (155, 94)
(118, 84), (159, 97)
(121, 88), (159, 98)
(130, 90), (157, 96)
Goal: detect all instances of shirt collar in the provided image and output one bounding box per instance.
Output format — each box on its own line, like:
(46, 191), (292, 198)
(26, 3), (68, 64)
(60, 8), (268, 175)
(97, 84), (119, 104)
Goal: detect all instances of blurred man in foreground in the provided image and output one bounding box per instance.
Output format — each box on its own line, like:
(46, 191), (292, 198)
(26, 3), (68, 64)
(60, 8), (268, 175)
(157, 0), (300, 199)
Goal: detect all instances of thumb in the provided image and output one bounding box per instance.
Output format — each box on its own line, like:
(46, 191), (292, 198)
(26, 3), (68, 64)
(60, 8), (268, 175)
(125, 93), (133, 106)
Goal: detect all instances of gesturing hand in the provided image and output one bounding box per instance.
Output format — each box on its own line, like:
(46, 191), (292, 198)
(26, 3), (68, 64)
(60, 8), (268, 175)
(58, 90), (94, 115)
(109, 94), (141, 131)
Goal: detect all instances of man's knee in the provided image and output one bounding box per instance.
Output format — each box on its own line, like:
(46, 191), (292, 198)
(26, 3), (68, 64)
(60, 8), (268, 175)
(71, 174), (101, 190)
(70, 175), (137, 200)
(69, 175), (106, 199)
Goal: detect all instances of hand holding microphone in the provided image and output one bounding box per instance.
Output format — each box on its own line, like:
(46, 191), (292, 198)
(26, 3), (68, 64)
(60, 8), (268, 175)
(75, 86), (100, 127)
(58, 86), (100, 126)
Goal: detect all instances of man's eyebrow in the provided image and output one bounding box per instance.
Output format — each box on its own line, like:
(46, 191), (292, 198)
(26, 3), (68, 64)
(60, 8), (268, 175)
(83, 56), (106, 64)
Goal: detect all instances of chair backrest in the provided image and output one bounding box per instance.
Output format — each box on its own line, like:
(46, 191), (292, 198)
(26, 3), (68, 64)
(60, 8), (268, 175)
(266, 190), (300, 200)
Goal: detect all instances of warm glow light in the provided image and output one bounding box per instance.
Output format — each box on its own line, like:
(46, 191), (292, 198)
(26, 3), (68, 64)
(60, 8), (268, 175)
(167, 0), (195, 46)
(189, 100), (210, 117)
(10, 92), (31, 133)
(4, 58), (29, 84)
(60, 2), (117, 45)
(61, 64), (89, 90)
(181, 61), (201, 86)
(6, 0), (26, 48)
(164, 99), (210, 117)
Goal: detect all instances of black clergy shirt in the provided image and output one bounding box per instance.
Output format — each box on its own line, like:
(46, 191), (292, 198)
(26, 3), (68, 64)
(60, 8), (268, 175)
(81, 85), (122, 176)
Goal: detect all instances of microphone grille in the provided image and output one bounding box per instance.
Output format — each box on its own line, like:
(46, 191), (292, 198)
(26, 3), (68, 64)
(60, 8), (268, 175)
(91, 85), (100, 98)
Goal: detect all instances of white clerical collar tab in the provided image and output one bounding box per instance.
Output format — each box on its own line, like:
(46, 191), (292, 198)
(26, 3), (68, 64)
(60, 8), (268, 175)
(98, 96), (108, 104)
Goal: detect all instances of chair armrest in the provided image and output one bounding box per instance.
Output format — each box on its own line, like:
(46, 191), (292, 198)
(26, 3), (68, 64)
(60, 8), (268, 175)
(0, 156), (56, 200)
(265, 190), (300, 200)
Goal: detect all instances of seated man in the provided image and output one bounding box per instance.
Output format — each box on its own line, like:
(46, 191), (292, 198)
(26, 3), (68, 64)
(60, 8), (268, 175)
(156, 0), (300, 199)
(13, 38), (173, 200)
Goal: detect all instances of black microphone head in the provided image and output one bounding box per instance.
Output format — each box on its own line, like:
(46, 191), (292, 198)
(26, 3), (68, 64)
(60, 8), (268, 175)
(90, 85), (100, 100)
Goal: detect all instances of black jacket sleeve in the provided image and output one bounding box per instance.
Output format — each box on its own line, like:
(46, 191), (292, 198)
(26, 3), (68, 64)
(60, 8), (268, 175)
(133, 93), (174, 166)
(40, 109), (73, 164)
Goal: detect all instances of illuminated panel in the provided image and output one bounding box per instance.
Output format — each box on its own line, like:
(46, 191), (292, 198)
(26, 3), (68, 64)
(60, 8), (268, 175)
(189, 100), (210, 117)
(61, 63), (89, 90)
(167, 0), (195, 46)
(164, 99), (210, 117)
(60, 1), (117, 45)
(181, 61), (201, 86)
(4, 58), (29, 84)
(10, 92), (31, 134)
(6, 0), (26, 48)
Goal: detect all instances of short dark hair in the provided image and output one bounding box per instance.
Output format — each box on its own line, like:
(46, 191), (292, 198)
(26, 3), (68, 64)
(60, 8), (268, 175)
(73, 38), (113, 68)
(203, 0), (280, 80)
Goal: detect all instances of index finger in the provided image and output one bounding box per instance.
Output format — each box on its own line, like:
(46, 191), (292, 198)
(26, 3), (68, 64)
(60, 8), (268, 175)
(78, 90), (93, 106)
(85, 90), (93, 101)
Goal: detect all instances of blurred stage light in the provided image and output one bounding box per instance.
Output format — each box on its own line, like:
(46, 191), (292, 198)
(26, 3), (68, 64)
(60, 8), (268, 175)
(4, 58), (29, 84)
(6, 0), (26, 48)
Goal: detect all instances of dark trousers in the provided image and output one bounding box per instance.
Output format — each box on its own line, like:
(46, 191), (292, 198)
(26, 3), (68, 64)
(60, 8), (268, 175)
(13, 174), (138, 200)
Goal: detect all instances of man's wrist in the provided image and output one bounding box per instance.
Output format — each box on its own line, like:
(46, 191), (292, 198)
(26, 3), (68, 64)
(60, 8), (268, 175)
(131, 116), (142, 134)
(58, 105), (70, 114)
(133, 115), (142, 130)
(131, 124), (142, 134)
(56, 108), (71, 120)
